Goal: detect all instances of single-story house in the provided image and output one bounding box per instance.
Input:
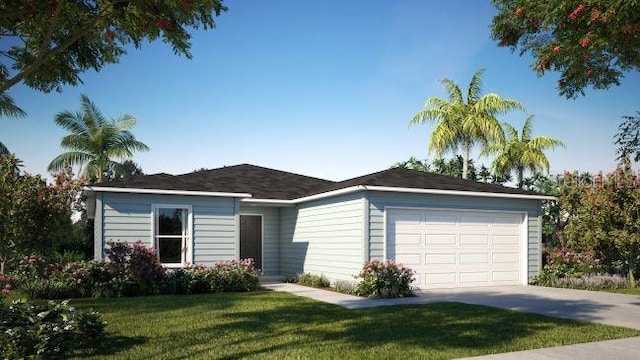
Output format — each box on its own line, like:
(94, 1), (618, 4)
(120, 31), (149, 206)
(84, 164), (553, 289)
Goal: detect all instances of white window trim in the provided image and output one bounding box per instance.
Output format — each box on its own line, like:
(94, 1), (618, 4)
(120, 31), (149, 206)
(151, 204), (193, 267)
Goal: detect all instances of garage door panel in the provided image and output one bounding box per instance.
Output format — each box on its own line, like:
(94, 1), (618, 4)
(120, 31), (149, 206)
(425, 253), (456, 265)
(395, 233), (422, 246)
(425, 272), (456, 286)
(460, 234), (489, 246)
(459, 252), (489, 264)
(492, 271), (519, 282)
(493, 252), (519, 264)
(396, 253), (422, 266)
(492, 235), (519, 245)
(460, 214), (491, 227)
(388, 208), (523, 289)
(460, 271), (489, 284)
(425, 234), (457, 245)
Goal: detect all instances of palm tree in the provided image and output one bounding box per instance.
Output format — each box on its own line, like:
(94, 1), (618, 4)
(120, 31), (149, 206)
(483, 115), (564, 188)
(48, 95), (149, 183)
(409, 68), (524, 179)
(1, 92), (27, 155)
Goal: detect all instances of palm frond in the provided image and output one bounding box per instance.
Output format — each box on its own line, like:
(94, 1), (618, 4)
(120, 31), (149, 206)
(439, 78), (463, 103)
(115, 115), (137, 131)
(0, 141), (9, 155)
(467, 68), (485, 104)
(521, 115), (535, 141)
(0, 92), (27, 118)
(48, 152), (94, 173)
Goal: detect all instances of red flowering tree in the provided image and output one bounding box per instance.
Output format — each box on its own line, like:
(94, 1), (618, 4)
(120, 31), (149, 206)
(0, 154), (83, 273)
(560, 163), (640, 285)
(491, 0), (640, 98)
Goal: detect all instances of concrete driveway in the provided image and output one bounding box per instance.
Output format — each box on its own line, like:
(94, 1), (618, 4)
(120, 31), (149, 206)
(412, 285), (640, 330)
(265, 283), (640, 330)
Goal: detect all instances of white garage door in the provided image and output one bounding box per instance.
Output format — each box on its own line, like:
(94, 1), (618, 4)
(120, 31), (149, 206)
(387, 208), (524, 289)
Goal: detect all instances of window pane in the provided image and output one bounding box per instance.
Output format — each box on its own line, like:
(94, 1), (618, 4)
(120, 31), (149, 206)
(158, 208), (184, 235)
(159, 237), (182, 263)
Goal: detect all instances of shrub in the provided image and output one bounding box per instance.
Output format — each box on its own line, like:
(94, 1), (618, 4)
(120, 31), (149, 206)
(542, 248), (604, 278)
(0, 300), (106, 358)
(0, 273), (11, 301)
(293, 273), (330, 288)
(355, 259), (415, 299)
(162, 259), (259, 294)
(533, 273), (632, 291)
(333, 279), (357, 295)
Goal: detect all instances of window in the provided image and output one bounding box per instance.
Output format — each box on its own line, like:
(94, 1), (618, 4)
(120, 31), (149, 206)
(153, 205), (191, 266)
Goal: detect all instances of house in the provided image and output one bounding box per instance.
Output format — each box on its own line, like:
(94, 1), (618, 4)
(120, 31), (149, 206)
(84, 164), (553, 289)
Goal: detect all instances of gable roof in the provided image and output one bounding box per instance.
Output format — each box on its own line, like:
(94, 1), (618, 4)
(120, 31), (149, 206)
(87, 163), (549, 201)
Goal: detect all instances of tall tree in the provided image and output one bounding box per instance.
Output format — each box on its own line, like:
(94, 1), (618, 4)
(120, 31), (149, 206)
(491, 0), (640, 98)
(48, 95), (149, 183)
(409, 68), (524, 179)
(483, 116), (565, 188)
(391, 156), (430, 172)
(0, 1), (227, 110)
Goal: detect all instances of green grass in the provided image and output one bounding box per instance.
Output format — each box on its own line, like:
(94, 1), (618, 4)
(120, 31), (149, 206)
(609, 287), (640, 295)
(69, 291), (640, 359)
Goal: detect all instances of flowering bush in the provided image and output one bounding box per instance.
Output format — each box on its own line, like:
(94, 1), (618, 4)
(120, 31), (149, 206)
(0, 300), (106, 358)
(355, 260), (415, 299)
(541, 247), (605, 278)
(106, 241), (166, 295)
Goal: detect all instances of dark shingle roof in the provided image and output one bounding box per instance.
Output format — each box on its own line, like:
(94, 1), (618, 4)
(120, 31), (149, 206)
(92, 164), (543, 200)
(94, 164), (335, 200)
(313, 167), (536, 196)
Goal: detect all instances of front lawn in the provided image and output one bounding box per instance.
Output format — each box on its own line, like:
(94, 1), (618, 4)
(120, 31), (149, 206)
(73, 291), (640, 359)
(609, 287), (640, 295)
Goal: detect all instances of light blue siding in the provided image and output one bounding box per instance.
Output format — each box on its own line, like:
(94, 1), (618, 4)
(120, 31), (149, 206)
(240, 205), (281, 275)
(99, 193), (236, 265)
(280, 192), (365, 281)
(367, 191), (542, 282)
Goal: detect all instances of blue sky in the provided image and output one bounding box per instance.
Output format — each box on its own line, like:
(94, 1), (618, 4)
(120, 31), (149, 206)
(2, 0), (639, 181)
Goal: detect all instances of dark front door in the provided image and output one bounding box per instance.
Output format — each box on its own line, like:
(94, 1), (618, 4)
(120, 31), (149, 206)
(240, 215), (262, 272)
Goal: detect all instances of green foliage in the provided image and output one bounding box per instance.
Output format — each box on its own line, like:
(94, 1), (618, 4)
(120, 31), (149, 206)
(292, 273), (331, 288)
(48, 94), (150, 183)
(614, 112), (640, 162)
(491, 0), (640, 98)
(559, 165), (640, 283)
(533, 273), (632, 290)
(409, 68), (523, 179)
(482, 116), (565, 188)
(355, 260), (415, 299)
(0, 1), (227, 95)
(0, 154), (83, 274)
(333, 280), (358, 295)
(0, 299), (106, 358)
(162, 260), (259, 295)
(11, 243), (260, 299)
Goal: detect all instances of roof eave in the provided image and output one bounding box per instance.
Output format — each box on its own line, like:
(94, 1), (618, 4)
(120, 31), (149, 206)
(362, 185), (555, 201)
(83, 186), (252, 198)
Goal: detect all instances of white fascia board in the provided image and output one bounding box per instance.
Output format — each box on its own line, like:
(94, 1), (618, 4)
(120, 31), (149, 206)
(240, 198), (294, 207)
(362, 185), (556, 201)
(83, 186), (252, 198)
(291, 186), (366, 203)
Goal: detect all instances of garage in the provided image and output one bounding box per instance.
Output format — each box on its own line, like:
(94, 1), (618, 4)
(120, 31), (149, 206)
(386, 208), (525, 289)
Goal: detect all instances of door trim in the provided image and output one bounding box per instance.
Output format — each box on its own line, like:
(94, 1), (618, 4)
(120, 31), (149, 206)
(239, 214), (264, 274)
(383, 206), (528, 286)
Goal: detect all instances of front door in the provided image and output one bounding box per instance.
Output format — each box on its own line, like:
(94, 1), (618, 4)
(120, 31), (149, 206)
(240, 215), (263, 272)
